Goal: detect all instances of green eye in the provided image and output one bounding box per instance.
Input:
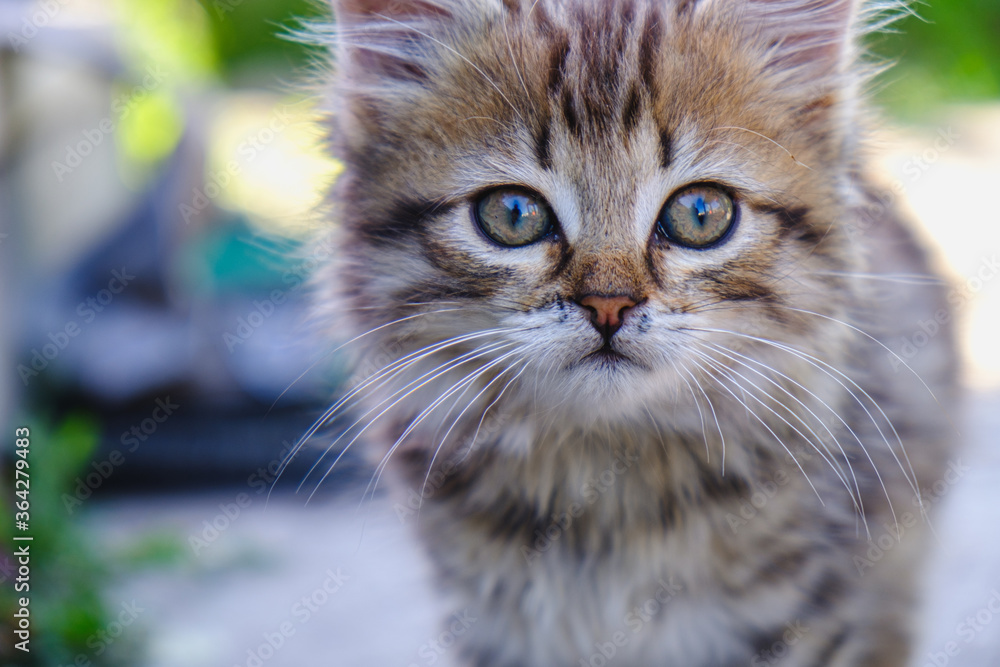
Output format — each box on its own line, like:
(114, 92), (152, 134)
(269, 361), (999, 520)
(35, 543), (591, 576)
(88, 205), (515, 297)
(658, 183), (736, 248)
(475, 188), (553, 247)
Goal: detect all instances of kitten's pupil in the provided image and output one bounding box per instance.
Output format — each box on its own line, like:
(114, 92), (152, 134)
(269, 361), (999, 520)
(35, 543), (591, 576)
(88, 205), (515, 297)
(694, 199), (708, 227)
(509, 202), (521, 225)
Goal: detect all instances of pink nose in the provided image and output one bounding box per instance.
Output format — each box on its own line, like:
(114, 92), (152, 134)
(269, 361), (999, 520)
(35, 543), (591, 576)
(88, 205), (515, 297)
(577, 295), (638, 338)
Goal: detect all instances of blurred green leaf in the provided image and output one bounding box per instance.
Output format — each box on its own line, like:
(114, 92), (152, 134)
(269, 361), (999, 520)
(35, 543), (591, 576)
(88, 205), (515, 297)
(0, 413), (122, 666)
(198, 0), (324, 85)
(872, 0), (1000, 118)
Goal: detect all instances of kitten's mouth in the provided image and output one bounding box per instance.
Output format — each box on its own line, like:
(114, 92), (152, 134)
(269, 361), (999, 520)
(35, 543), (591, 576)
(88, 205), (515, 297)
(582, 344), (634, 366)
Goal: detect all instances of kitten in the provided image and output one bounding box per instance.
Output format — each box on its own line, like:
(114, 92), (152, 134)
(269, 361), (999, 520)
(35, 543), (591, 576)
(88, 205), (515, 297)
(309, 0), (960, 664)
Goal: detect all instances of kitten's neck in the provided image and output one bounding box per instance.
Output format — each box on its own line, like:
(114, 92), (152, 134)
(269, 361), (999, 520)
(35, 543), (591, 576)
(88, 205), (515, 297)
(400, 412), (794, 536)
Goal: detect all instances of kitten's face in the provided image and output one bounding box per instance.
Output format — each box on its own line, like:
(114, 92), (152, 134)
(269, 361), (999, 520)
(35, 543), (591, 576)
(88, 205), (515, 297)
(326, 0), (861, 423)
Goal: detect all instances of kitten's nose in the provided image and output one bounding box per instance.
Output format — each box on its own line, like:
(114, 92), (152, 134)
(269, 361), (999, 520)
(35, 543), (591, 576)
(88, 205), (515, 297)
(576, 294), (638, 339)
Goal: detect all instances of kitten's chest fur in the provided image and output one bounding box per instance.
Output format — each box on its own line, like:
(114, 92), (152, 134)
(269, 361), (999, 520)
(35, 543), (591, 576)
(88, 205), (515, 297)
(390, 409), (899, 667)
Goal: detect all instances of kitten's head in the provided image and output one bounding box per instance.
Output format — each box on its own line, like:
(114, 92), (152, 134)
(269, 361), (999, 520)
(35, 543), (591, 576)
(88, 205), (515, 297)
(318, 0), (878, 427)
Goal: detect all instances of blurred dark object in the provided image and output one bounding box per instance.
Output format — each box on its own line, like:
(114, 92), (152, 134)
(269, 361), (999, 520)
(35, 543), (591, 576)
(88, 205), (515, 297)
(0, 0), (341, 493)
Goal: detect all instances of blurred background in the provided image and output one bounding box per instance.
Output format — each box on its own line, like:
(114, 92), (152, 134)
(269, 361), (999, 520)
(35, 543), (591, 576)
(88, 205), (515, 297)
(0, 1), (998, 665)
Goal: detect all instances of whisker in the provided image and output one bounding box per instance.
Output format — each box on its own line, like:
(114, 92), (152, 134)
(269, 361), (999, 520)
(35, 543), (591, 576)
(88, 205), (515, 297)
(269, 326), (517, 502)
(779, 305), (945, 420)
(709, 125), (812, 170)
(684, 326), (923, 510)
(364, 348), (525, 505)
(691, 340), (867, 526)
(808, 271), (945, 286)
(266, 307), (464, 417)
(456, 359), (531, 467)
(301, 339), (516, 500)
(641, 403), (670, 459)
(670, 359), (711, 464)
(677, 364), (727, 474)
(696, 338), (867, 501)
(690, 354), (825, 506)
(416, 354), (528, 513)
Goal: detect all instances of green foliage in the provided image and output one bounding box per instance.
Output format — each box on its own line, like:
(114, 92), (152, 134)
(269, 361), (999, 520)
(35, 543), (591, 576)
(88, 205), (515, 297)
(0, 414), (114, 666)
(872, 0), (1000, 118)
(197, 0), (325, 84)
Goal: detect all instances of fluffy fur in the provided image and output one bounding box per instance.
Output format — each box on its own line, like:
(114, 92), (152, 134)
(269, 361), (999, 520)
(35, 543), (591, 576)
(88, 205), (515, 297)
(306, 1), (960, 664)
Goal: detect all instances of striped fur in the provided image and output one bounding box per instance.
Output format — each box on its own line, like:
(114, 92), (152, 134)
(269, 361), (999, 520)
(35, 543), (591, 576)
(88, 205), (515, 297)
(309, 1), (960, 664)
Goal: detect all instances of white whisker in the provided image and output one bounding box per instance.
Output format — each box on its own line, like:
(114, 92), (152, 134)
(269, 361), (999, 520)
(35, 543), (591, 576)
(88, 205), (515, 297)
(685, 326), (923, 511)
(364, 347), (525, 505)
(269, 326), (517, 503)
(688, 354), (824, 505)
(303, 339), (516, 499)
(690, 341), (867, 528)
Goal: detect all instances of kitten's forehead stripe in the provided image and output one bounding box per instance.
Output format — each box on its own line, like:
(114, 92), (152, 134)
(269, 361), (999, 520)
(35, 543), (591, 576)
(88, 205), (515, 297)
(560, 88), (580, 137)
(622, 84), (642, 136)
(658, 126), (673, 168)
(546, 38), (570, 95)
(535, 121), (552, 169)
(637, 6), (662, 91)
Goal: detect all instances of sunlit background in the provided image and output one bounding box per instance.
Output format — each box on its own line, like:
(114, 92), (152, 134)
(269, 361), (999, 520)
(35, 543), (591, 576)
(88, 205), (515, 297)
(0, 1), (998, 665)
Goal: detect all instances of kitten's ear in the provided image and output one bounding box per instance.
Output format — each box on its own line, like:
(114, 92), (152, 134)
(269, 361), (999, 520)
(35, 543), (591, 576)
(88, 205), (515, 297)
(329, 0), (455, 83)
(331, 0), (451, 25)
(741, 0), (861, 81)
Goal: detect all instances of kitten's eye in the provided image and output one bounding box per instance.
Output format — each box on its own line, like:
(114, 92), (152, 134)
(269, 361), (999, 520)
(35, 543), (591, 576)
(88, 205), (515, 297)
(475, 188), (553, 247)
(657, 184), (735, 248)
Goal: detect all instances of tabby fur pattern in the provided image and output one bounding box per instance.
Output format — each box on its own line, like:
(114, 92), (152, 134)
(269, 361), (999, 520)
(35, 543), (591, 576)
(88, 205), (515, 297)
(308, 0), (960, 664)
